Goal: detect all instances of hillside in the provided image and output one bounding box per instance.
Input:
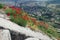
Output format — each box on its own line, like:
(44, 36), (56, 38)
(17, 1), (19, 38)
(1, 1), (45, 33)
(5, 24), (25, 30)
(0, 4), (60, 40)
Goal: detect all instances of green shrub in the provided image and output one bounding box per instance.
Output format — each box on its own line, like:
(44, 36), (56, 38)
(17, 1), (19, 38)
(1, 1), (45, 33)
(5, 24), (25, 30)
(0, 4), (3, 9)
(5, 8), (16, 14)
(10, 16), (27, 27)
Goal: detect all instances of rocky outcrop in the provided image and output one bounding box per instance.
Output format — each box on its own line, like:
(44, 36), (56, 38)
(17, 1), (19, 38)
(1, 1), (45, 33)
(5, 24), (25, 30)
(0, 18), (53, 40)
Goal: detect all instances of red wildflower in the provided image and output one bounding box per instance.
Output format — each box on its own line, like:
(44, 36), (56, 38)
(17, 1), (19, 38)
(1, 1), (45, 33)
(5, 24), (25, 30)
(11, 7), (22, 14)
(31, 18), (36, 23)
(39, 21), (49, 29)
(16, 8), (21, 11)
(7, 13), (10, 16)
(16, 10), (21, 14)
(9, 6), (15, 8)
(22, 15), (30, 20)
(13, 14), (16, 18)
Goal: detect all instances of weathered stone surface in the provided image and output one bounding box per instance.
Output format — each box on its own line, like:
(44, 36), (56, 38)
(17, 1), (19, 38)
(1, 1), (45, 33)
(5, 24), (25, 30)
(0, 30), (11, 40)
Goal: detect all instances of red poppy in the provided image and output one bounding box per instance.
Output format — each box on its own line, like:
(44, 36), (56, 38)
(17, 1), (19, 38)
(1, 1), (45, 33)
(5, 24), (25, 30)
(16, 10), (20, 14)
(22, 15), (30, 20)
(16, 8), (20, 10)
(7, 13), (10, 16)
(31, 18), (36, 23)
(9, 6), (15, 8)
(13, 14), (16, 18)
(11, 7), (22, 14)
